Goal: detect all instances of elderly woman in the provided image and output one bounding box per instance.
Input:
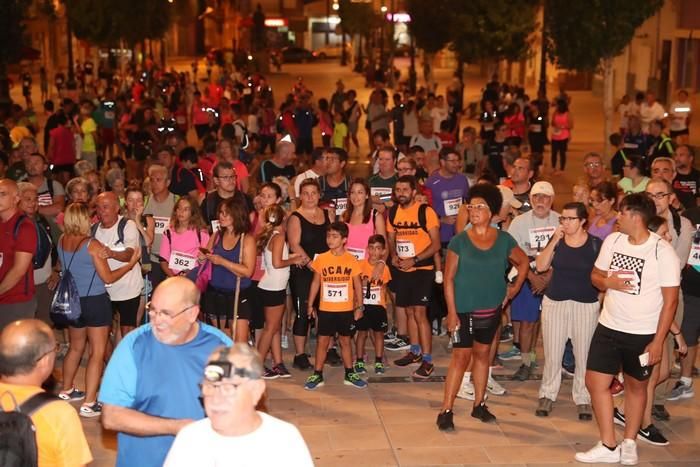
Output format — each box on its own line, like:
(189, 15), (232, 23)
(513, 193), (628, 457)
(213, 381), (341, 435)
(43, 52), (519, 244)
(106, 168), (126, 208)
(437, 184), (529, 431)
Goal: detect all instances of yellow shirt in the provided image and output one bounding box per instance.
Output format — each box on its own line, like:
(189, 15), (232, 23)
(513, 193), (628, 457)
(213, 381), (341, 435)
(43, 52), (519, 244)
(311, 250), (361, 312)
(80, 118), (97, 152)
(332, 122), (348, 149)
(0, 383), (93, 467)
(360, 260), (392, 307)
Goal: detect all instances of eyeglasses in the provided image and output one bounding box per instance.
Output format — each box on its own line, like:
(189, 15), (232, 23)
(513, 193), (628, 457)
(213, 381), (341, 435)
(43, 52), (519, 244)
(146, 302), (196, 320)
(646, 192), (670, 200)
(35, 343), (60, 362)
(199, 381), (243, 397)
(584, 162), (602, 168)
(466, 203), (489, 211)
(559, 216), (581, 223)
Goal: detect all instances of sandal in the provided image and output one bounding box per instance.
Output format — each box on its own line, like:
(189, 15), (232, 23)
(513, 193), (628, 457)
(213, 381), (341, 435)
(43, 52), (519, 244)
(58, 388), (85, 402)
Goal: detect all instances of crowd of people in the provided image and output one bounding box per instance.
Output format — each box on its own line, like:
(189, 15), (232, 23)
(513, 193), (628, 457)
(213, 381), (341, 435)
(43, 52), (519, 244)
(0, 59), (698, 466)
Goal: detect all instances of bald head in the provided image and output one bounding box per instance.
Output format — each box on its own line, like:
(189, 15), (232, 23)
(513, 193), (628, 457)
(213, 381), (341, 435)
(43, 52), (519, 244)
(0, 179), (20, 220)
(0, 319), (55, 377)
(276, 141), (295, 165)
(155, 276), (201, 307)
(95, 191), (120, 226)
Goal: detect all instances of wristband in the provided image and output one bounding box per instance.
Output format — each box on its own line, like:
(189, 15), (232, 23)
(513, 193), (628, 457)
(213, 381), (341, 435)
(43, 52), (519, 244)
(671, 330), (680, 336)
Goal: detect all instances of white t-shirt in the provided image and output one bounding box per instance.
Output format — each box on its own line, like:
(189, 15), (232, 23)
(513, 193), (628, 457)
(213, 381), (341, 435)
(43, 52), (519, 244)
(669, 100), (692, 132)
(408, 134), (443, 153)
(639, 102), (665, 133)
(293, 168), (321, 199)
(94, 216), (144, 301)
(164, 413), (313, 467)
(595, 232), (680, 334)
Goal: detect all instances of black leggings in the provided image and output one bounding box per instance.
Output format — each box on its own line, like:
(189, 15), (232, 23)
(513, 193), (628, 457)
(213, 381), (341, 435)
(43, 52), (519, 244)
(551, 138), (568, 170)
(291, 269), (314, 337)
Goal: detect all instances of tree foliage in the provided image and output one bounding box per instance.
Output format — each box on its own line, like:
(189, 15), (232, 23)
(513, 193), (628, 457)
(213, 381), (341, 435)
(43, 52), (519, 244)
(68, 0), (174, 46)
(0, 0), (31, 67)
(545, 0), (663, 71)
(338, 0), (375, 37)
(405, 0), (451, 55)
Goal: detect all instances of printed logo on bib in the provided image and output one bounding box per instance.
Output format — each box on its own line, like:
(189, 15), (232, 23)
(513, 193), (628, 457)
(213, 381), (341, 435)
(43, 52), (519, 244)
(443, 197), (461, 217)
(154, 217), (169, 235)
(169, 251), (197, 271)
(528, 226), (556, 250)
(347, 247), (365, 261)
(396, 239), (416, 258)
(689, 244), (700, 267)
(609, 253), (645, 295)
(370, 187), (392, 202)
(334, 198), (348, 216)
(323, 283), (349, 302)
(364, 286), (382, 305)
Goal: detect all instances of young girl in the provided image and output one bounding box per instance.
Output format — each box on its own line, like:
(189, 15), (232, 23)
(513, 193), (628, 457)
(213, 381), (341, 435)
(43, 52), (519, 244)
(159, 196), (210, 278)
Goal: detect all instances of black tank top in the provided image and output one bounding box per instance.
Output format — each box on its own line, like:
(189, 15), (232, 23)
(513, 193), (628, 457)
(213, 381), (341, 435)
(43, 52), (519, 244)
(291, 210), (330, 258)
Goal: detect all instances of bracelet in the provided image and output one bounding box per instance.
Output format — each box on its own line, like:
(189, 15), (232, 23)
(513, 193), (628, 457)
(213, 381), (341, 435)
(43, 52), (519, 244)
(671, 330), (680, 336)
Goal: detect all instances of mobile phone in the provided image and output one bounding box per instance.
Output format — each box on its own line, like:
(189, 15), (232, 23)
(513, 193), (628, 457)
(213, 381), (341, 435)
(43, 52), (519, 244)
(198, 247), (211, 255)
(638, 352), (649, 367)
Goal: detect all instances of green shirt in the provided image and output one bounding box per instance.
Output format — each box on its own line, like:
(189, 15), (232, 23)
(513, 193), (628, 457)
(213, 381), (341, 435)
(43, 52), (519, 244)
(368, 173), (397, 189)
(447, 230), (517, 314)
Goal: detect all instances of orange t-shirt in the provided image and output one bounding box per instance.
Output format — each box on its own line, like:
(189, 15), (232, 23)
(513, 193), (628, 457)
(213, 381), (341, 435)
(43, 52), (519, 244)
(360, 260), (392, 307)
(0, 383), (93, 467)
(386, 202), (440, 271)
(311, 250), (361, 312)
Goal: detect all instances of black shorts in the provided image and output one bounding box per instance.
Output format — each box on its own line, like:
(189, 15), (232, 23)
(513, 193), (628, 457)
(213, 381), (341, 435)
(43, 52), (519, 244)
(681, 293), (700, 346)
(355, 305), (388, 332)
(72, 293), (113, 328)
(452, 308), (502, 348)
(317, 310), (355, 336)
(247, 283), (264, 330)
(204, 286), (252, 321)
(392, 268), (434, 307)
(260, 288), (286, 307)
(296, 137), (313, 155)
(111, 295), (141, 327)
(670, 129), (689, 138)
(586, 324), (654, 381)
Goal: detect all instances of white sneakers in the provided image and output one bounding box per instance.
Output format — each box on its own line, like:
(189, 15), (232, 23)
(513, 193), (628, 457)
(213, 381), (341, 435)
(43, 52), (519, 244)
(456, 375), (505, 400)
(456, 380), (475, 400)
(575, 439), (637, 465)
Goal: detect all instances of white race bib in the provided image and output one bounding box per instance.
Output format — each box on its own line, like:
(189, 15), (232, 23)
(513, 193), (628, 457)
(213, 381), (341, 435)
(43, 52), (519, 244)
(443, 197), (461, 217)
(528, 226), (556, 250)
(154, 217), (169, 235)
(483, 123), (494, 131)
(529, 124), (542, 133)
(323, 283), (349, 303)
(396, 239), (416, 259)
(364, 286), (382, 305)
(211, 220), (220, 232)
(689, 244), (700, 266)
(334, 198), (348, 216)
(371, 187), (392, 201)
(347, 247), (365, 261)
(169, 251), (197, 271)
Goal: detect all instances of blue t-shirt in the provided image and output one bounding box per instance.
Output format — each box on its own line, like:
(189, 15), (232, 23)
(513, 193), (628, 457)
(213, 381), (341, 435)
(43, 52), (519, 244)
(426, 171), (470, 243)
(99, 323), (232, 467)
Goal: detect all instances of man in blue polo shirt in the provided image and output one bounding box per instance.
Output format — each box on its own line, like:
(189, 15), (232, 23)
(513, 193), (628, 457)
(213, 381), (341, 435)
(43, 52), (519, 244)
(100, 276), (232, 467)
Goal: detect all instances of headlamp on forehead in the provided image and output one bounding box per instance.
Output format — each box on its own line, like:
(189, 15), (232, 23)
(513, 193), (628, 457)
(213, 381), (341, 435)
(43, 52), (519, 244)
(203, 361), (261, 382)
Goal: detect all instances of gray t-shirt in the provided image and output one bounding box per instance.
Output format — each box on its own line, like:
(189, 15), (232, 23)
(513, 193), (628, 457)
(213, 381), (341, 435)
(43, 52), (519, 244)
(507, 209), (560, 257)
(144, 192), (177, 261)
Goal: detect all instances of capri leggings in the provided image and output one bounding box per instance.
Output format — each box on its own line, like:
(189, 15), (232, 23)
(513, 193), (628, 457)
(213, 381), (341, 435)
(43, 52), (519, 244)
(291, 268), (315, 337)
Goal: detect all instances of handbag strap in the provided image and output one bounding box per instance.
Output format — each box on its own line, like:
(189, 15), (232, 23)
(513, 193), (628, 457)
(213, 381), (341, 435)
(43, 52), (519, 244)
(231, 232), (244, 340)
(61, 236), (88, 273)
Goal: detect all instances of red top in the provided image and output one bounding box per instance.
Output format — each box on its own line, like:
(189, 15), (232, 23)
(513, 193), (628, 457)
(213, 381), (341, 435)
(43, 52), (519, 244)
(49, 126), (76, 165)
(0, 211), (37, 304)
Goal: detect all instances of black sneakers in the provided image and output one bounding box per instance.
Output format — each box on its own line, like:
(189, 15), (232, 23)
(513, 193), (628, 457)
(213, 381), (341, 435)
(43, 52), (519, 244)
(436, 410), (455, 431)
(471, 402), (496, 423)
(393, 351), (422, 367)
(613, 407), (626, 427)
(293, 353), (312, 370)
(637, 424), (669, 446)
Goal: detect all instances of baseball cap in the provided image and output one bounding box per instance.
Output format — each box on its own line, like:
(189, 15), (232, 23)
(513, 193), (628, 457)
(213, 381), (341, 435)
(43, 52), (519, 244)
(498, 185), (523, 209)
(531, 181), (555, 197)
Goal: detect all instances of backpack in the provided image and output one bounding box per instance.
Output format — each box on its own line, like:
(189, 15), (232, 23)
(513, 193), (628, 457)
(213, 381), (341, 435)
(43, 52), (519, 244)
(0, 391), (59, 467)
(13, 215), (52, 270)
(90, 217), (128, 245)
(51, 238), (93, 325)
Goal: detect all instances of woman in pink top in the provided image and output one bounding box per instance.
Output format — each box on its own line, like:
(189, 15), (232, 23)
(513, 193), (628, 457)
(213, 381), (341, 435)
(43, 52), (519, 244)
(342, 179), (386, 261)
(159, 196), (210, 277)
(550, 98), (574, 173)
(504, 103), (526, 144)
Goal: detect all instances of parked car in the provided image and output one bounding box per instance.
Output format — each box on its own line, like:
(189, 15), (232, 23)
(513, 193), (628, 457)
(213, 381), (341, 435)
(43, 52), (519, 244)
(281, 47), (315, 63)
(312, 43), (352, 59)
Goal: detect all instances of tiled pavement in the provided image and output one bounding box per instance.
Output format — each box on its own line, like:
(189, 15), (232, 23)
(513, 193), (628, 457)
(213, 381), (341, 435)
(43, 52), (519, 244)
(70, 334), (700, 466)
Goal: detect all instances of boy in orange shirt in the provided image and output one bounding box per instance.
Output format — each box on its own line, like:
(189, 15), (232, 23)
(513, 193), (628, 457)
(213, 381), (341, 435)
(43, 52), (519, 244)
(355, 235), (392, 375)
(305, 222), (365, 390)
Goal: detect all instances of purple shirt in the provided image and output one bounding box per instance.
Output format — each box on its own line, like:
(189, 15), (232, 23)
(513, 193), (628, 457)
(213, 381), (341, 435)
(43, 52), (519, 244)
(588, 215), (616, 241)
(426, 171), (470, 242)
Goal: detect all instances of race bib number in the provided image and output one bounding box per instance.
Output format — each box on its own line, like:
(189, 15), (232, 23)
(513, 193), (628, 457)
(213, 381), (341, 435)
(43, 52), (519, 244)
(689, 244), (700, 266)
(347, 247), (365, 260)
(364, 286), (382, 305)
(529, 124), (542, 133)
(483, 123), (494, 131)
(104, 111), (115, 120)
(211, 220), (220, 232)
(396, 239), (416, 259)
(176, 116), (186, 125)
(528, 226), (556, 249)
(371, 187), (392, 202)
(169, 252), (196, 271)
(243, 88), (252, 95)
(154, 217), (169, 235)
(335, 198), (348, 216)
(443, 197), (461, 217)
(323, 283), (349, 303)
